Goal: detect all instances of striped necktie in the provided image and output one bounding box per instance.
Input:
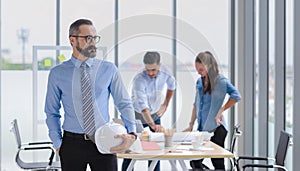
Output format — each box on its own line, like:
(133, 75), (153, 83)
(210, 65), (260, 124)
(81, 62), (96, 136)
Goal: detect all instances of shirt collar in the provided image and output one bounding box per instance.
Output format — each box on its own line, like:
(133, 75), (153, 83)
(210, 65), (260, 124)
(71, 55), (94, 68)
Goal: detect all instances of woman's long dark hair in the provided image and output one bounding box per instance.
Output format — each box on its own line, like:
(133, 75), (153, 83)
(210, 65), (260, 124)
(195, 51), (219, 94)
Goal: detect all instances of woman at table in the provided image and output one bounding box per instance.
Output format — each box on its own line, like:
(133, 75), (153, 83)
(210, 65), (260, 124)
(183, 51), (241, 170)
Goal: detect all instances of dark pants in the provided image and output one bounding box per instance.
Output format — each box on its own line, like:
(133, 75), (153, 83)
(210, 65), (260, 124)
(60, 131), (117, 171)
(122, 113), (161, 171)
(190, 125), (228, 170)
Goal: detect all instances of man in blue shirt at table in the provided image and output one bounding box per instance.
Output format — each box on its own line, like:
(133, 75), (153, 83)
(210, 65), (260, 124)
(44, 19), (137, 171)
(122, 51), (176, 171)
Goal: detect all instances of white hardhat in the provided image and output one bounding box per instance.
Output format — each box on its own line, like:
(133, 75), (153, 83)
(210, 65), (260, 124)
(95, 122), (127, 154)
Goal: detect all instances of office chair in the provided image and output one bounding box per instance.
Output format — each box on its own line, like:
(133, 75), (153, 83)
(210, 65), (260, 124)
(237, 130), (292, 171)
(228, 124), (242, 171)
(10, 119), (61, 171)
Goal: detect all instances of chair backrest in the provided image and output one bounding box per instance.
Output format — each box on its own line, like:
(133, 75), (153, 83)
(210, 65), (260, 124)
(10, 119), (22, 149)
(230, 124), (242, 153)
(275, 130), (292, 166)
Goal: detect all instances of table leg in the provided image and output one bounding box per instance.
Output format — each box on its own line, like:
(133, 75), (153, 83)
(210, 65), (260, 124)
(148, 160), (158, 171)
(168, 160), (178, 171)
(178, 160), (188, 171)
(126, 159), (136, 171)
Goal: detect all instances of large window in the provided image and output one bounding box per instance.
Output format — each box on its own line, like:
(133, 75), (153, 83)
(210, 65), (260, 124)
(1, 0), (55, 70)
(285, 0), (294, 170)
(60, 0), (115, 61)
(177, 0), (229, 132)
(242, 0), (294, 170)
(118, 0), (173, 128)
(1, 0), (56, 170)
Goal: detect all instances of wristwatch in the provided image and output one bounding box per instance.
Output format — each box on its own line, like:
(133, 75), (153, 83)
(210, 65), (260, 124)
(129, 132), (137, 140)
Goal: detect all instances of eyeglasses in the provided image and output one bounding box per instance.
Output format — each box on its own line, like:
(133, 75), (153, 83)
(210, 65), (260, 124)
(70, 35), (101, 43)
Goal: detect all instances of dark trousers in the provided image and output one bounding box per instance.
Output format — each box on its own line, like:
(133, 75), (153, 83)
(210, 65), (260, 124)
(190, 125), (228, 170)
(122, 115), (161, 171)
(59, 131), (117, 171)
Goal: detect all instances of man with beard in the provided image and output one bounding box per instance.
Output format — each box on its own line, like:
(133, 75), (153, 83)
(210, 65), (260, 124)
(44, 19), (137, 171)
(122, 51), (176, 171)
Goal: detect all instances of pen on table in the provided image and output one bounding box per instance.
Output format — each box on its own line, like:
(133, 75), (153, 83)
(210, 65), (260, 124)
(168, 150), (183, 153)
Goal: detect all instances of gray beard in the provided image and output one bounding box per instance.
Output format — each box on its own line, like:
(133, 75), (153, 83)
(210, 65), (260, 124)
(76, 44), (97, 58)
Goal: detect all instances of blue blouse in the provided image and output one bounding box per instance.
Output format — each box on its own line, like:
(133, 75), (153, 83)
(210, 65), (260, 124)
(194, 74), (241, 132)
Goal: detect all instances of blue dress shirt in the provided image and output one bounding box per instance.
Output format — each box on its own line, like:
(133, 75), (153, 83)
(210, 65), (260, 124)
(45, 56), (136, 149)
(131, 65), (176, 114)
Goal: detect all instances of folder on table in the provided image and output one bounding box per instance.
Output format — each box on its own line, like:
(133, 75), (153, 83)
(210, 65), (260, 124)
(141, 141), (161, 151)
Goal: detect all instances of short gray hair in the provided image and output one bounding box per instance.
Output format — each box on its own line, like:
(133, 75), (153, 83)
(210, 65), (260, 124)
(143, 51), (160, 64)
(69, 19), (93, 36)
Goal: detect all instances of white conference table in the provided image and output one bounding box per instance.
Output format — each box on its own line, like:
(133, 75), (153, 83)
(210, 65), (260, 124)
(118, 141), (234, 171)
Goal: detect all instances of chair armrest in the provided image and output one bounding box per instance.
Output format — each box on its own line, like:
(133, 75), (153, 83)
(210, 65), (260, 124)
(238, 156), (275, 162)
(273, 165), (288, 171)
(243, 163), (273, 170)
(238, 156), (277, 171)
(237, 156), (267, 169)
(237, 156), (268, 163)
(19, 146), (56, 166)
(23, 146), (54, 151)
(28, 141), (53, 146)
(243, 164), (287, 171)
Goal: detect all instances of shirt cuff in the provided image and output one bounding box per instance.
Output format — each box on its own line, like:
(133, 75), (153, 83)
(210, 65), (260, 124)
(53, 139), (62, 149)
(230, 94), (241, 102)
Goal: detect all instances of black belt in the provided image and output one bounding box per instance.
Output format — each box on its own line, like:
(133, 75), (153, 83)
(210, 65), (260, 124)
(63, 131), (91, 140)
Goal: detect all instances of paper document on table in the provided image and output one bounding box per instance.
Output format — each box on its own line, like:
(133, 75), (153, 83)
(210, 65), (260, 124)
(175, 145), (214, 151)
(175, 145), (191, 150)
(149, 132), (213, 142)
(149, 132), (164, 141)
(141, 141), (161, 151)
(189, 147), (214, 151)
(129, 137), (143, 153)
